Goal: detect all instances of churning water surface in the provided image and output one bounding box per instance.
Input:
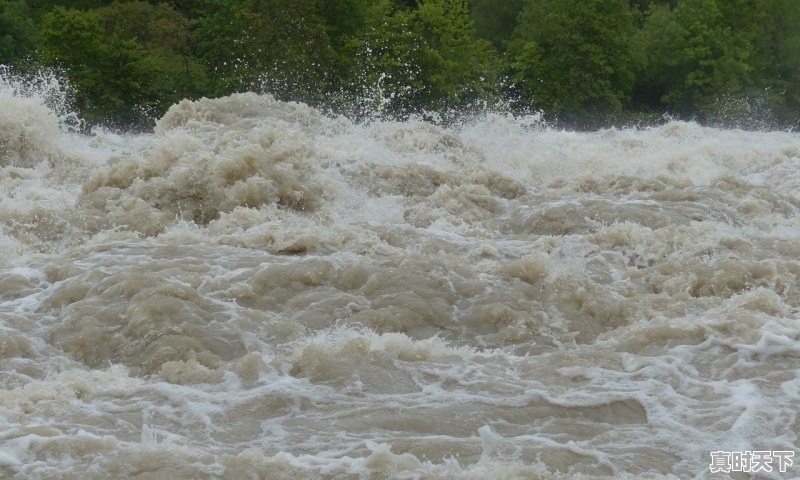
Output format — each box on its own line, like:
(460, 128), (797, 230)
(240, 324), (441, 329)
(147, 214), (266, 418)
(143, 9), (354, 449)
(1, 75), (800, 479)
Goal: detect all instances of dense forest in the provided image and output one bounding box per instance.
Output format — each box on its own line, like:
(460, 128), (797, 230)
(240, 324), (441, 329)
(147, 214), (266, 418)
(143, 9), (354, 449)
(2, 0), (799, 129)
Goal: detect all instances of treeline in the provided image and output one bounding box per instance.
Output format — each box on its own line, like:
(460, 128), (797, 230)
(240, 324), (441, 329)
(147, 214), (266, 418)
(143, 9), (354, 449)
(2, 0), (799, 129)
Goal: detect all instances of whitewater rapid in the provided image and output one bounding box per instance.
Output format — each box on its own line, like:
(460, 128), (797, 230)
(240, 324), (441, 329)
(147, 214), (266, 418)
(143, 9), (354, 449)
(1, 80), (800, 479)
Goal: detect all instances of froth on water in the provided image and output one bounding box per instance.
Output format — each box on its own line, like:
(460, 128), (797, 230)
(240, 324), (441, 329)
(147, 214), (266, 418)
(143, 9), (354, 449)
(1, 82), (800, 479)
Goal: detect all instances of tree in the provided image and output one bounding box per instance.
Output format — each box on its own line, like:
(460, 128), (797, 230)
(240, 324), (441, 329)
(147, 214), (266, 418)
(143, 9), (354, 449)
(194, 0), (334, 103)
(507, 0), (638, 123)
(636, 0), (760, 117)
(39, 6), (106, 121)
(754, 0), (800, 125)
(95, 1), (206, 102)
(633, 3), (682, 109)
(347, 0), (499, 118)
(322, 0), (370, 42)
(417, 0), (500, 109)
(40, 4), (201, 127)
(466, 0), (523, 50)
(0, 0), (37, 66)
(26, 0), (115, 15)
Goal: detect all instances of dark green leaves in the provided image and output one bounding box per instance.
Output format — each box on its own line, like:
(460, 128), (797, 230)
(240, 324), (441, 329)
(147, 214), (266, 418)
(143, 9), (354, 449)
(0, 0), (37, 66)
(507, 0), (637, 124)
(3, 0), (798, 128)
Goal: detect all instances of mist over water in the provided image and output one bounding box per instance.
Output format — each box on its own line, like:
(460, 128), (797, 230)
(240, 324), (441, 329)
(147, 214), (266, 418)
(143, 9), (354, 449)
(2, 73), (800, 479)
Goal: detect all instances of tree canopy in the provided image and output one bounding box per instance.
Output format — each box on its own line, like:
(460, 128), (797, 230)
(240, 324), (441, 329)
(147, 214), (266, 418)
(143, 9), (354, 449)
(507, 0), (637, 123)
(1, 0), (797, 129)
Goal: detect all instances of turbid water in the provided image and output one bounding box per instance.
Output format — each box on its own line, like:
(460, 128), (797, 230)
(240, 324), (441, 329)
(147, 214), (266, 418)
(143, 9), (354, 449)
(1, 74), (799, 479)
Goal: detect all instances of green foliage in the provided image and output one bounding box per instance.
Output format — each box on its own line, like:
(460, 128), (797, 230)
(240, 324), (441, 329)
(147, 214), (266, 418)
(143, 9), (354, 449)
(39, 7), (105, 91)
(348, 0), (499, 118)
(416, 0), (500, 108)
(191, 0), (249, 94)
(194, 0), (334, 103)
(40, 3), (202, 127)
(466, 0), (523, 50)
(95, 1), (207, 100)
(346, 0), (430, 116)
(27, 0), (115, 15)
(635, 0), (784, 122)
(508, 0), (638, 122)
(757, 0), (800, 124)
(672, 0), (752, 107)
(0, 0), (37, 66)
(322, 0), (370, 42)
(7, 0), (799, 128)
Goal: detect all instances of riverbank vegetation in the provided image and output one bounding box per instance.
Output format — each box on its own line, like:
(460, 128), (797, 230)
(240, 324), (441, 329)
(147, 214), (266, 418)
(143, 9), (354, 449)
(2, 0), (798, 129)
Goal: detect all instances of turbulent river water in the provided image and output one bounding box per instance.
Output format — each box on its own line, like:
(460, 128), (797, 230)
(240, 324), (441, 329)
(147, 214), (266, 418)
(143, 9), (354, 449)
(1, 76), (800, 479)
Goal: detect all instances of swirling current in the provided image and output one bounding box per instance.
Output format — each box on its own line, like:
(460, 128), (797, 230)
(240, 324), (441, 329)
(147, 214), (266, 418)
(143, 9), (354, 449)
(1, 78), (800, 479)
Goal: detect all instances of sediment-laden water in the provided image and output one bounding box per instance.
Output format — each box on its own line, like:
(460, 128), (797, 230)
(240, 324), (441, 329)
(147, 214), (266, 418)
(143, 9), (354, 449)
(1, 77), (799, 479)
